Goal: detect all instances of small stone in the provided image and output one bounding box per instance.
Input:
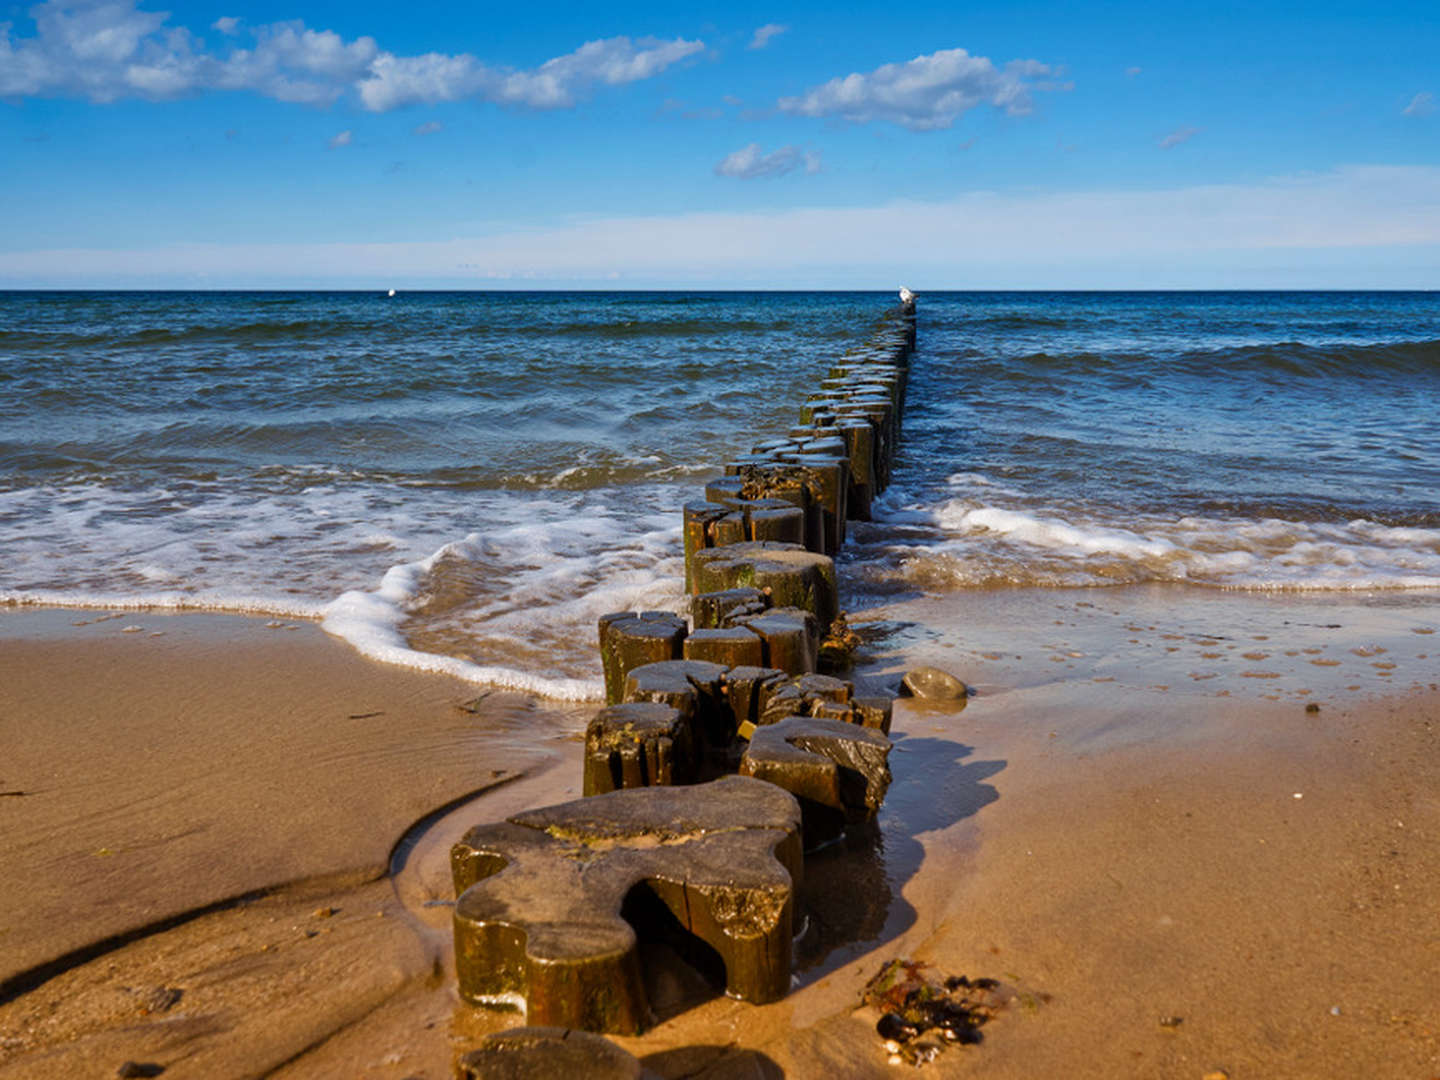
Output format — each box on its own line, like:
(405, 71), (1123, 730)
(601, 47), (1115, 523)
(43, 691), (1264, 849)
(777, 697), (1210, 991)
(887, 1054), (903, 1066)
(1202, 1071), (1230, 1080)
(116, 1064), (164, 1079)
(312, 906), (336, 918)
(1305, 702), (1321, 713)
(900, 666), (968, 702)
(876, 1012), (919, 1043)
(883, 1039), (900, 1054)
(136, 986), (182, 1013)
(1159, 1015), (1184, 1028)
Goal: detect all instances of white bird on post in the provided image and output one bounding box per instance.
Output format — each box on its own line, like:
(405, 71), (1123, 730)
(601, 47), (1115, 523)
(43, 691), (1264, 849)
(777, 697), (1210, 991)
(899, 287), (916, 307)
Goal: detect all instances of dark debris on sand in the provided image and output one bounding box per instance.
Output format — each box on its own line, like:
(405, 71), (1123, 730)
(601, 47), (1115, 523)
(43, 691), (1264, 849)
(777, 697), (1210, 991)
(862, 958), (1048, 1066)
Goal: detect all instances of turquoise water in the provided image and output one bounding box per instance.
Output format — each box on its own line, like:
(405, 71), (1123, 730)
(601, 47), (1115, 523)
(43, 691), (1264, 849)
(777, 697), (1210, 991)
(3, 290), (1437, 696)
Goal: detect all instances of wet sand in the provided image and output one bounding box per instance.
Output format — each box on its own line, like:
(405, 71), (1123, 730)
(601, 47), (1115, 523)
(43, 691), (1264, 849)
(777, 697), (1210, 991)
(1, 595), (1437, 1079)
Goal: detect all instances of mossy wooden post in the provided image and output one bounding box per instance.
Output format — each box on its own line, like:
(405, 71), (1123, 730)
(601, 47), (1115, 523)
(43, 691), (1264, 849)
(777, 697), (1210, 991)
(622, 659), (734, 757)
(688, 541), (838, 633)
(739, 715), (893, 848)
(835, 417), (876, 520)
(775, 452), (849, 554)
(747, 502), (805, 545)
(683, 502), (730, 593)
(584, 701), (696, 796)
(683, 626), (765, 669)
(711, 510), (748, 547)
(690, 586), (768, 630)
(598, 612), (689, 706)
(732, 608), (819, 675)
(724, 666), (789, 729)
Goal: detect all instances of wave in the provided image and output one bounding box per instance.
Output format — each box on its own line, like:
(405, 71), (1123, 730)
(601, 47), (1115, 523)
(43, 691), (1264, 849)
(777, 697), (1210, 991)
(0, 319), (356, 350)
(949, 339), (1440, 382)
(1176, 339), (1440, 377)
(536, 318), (788, 338)
(856, 491), (1440, 593)
(322, 517), (686, 702)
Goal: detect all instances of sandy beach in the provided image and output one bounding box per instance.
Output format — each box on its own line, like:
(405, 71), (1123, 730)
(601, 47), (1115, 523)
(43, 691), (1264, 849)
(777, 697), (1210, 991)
(1, 591), (1435, 1080)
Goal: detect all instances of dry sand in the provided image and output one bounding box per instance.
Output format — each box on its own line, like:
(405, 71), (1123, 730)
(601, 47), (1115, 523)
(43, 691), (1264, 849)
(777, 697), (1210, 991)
(1, 593), (1437, 1079)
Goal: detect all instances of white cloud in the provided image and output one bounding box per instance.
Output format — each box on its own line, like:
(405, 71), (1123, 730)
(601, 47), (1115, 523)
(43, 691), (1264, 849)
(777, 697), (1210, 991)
(777, 47), (1067, 130)
(715, 143), (820, 178)
(0, 1), (702, 112)
(1403, 91), (1435, 117)
(8, 166), (1439, 288)
(748, 24), (787, 50)
(1125, 65), (1142, 77)
(1158, 125), (1199, 149)
(412, 119), (443, 135)
(328, 128), (352, 148)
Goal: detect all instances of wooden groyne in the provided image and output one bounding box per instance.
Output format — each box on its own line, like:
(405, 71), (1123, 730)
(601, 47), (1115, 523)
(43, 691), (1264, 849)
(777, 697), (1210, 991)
(448, 297), (920, 1040)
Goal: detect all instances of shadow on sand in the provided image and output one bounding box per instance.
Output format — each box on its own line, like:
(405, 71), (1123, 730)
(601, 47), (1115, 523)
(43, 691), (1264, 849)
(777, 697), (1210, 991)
(795, 735), (1005, 980)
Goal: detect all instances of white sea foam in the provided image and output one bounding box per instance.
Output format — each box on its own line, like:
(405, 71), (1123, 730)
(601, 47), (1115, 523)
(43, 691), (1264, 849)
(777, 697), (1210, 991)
(1, 475), (689, 700)
(863, 485), (1440, 593)
(322, 509), (686, 701)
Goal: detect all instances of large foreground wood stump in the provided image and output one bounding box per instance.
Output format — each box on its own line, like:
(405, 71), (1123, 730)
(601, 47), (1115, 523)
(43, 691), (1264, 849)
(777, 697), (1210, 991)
(451, 777), (803, 1034)
(455, 1027), (655, 1079)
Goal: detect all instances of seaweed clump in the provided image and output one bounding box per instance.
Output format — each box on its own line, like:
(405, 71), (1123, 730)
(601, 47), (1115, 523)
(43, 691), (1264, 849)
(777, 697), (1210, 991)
(861, 958), (1029, 1066)
(817, 610), (863, 672)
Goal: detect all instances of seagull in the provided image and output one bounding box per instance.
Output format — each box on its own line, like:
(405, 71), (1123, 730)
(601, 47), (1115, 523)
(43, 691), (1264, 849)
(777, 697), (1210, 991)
(899, 287), (915, 305)
(387, 288), (396, 298)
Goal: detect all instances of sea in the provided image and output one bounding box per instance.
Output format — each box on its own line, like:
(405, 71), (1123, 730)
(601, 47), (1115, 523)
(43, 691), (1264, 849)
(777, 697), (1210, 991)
(2, 290), (1438, 700)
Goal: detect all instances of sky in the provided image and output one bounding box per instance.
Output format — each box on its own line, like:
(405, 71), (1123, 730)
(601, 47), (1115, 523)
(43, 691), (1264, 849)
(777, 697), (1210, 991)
(1, 0), (1438, 288)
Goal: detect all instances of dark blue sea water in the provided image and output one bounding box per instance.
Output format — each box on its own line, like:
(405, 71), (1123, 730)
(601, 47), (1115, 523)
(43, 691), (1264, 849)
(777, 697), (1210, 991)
(2, 290), (1437, 696)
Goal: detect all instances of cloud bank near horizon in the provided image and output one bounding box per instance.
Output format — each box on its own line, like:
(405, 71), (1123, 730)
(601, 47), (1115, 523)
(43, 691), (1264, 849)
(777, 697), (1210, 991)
(5, 165), (1437, 287)
(0, 0), (704, 110)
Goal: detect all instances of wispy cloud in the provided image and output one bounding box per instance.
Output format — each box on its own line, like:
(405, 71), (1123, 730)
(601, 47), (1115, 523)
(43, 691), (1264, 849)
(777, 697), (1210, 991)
(1403, 91), (1435, 117)
(412, 119), (443, 135)
(1125, 65), (1142, 77)
(748, 24), (787, 50)
(0, 0), (703, 112)
(777, 47), (1069, 131)
(714, 143), (820, 178)
(328, 129), (352, 148)
(1159, 125), (1199, 149)
(10, 166), (1437, 288)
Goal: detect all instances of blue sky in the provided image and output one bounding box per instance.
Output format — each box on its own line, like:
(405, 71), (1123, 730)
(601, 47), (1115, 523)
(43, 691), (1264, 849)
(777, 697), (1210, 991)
(2, 0), (1438, 287)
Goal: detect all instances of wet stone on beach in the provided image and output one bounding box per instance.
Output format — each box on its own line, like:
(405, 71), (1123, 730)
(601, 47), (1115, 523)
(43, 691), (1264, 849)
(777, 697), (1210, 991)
(450, 776), (803, 1034)
(900, 666), (969, 703)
